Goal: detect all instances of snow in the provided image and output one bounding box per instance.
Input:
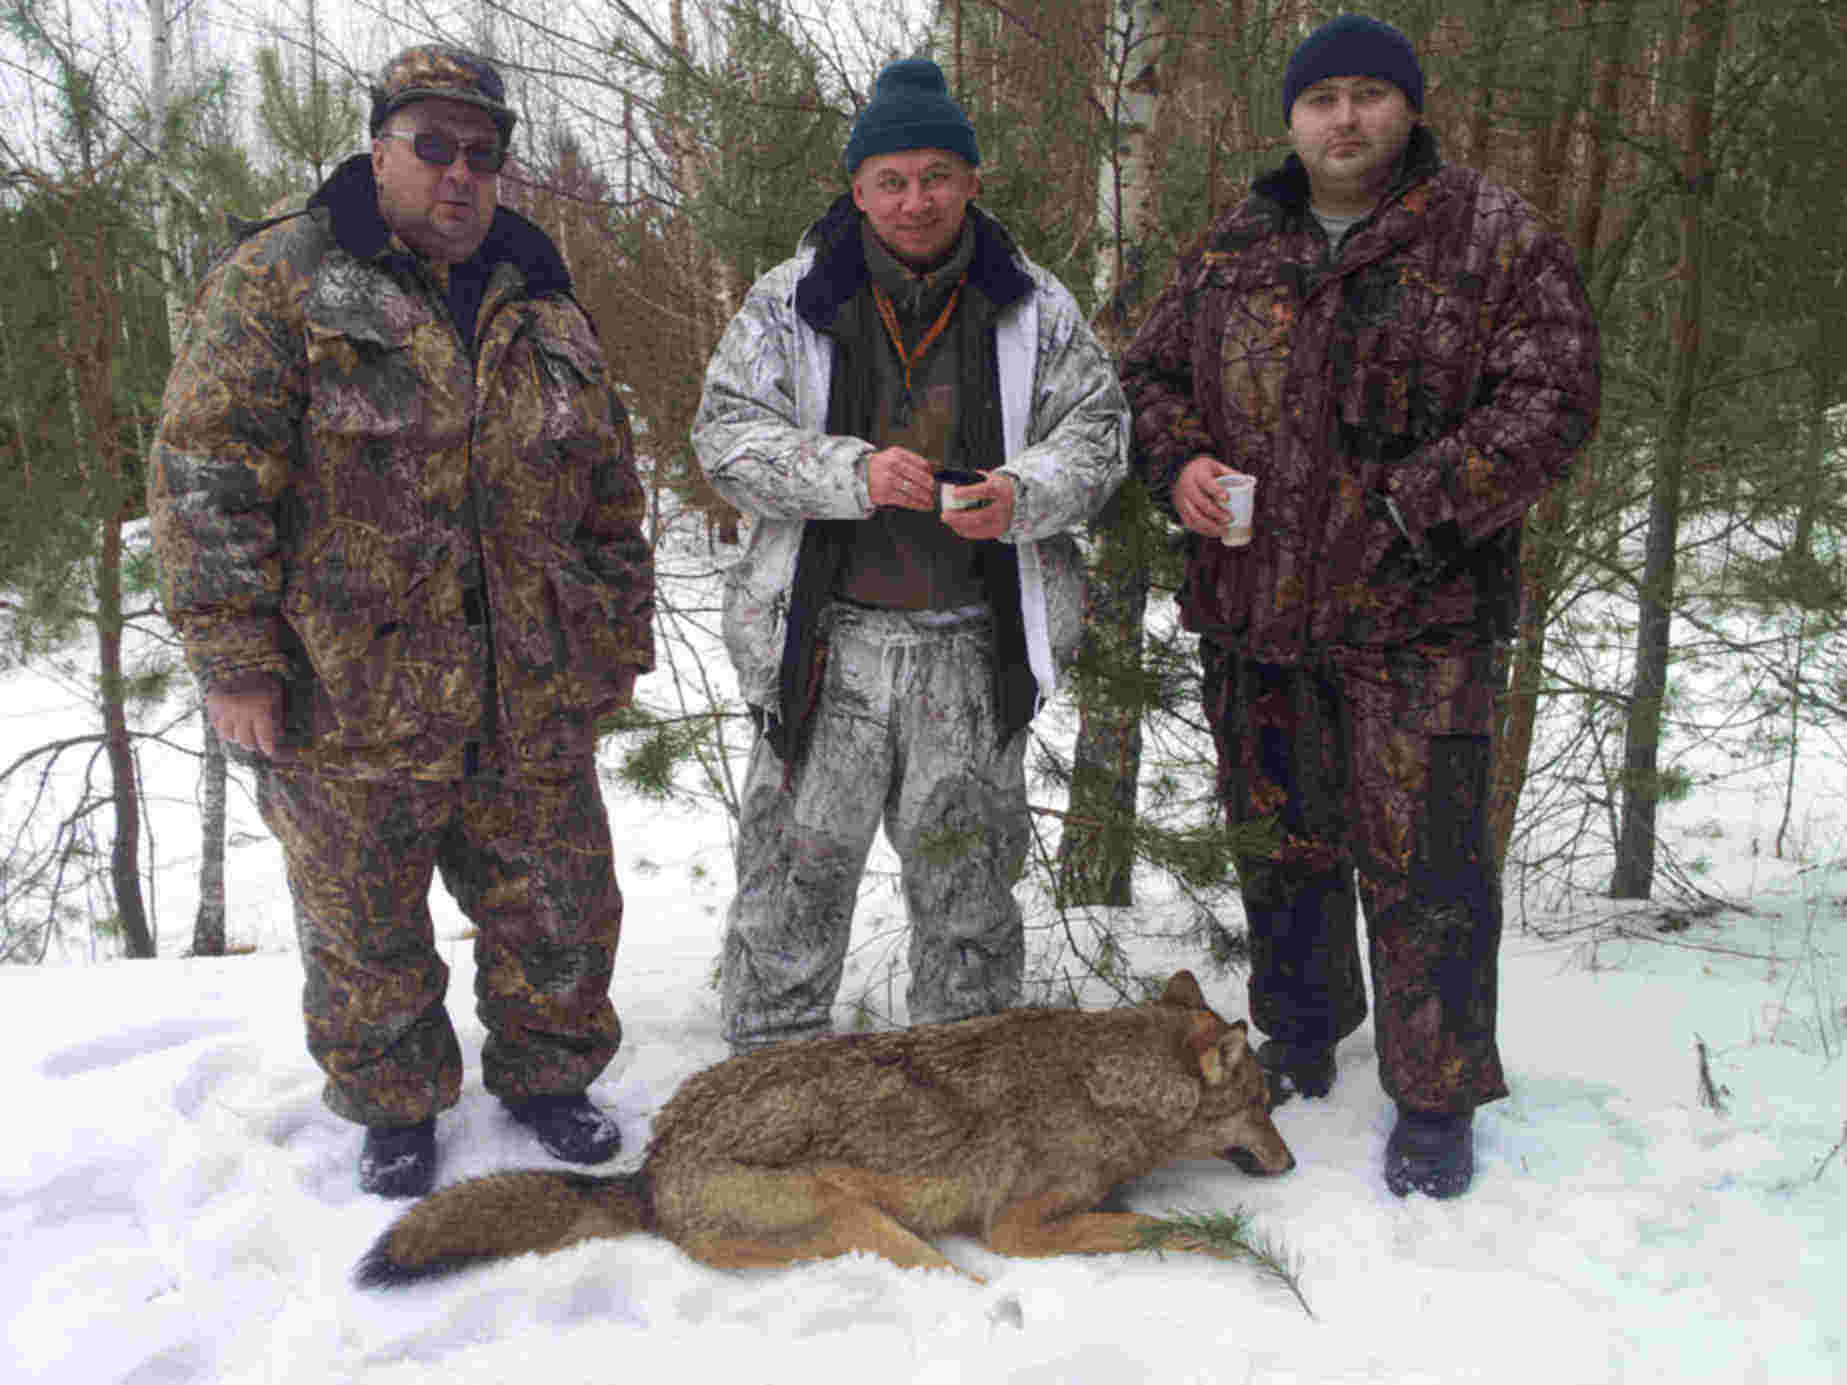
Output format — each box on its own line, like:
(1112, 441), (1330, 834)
(3, 583), (1844, 1384)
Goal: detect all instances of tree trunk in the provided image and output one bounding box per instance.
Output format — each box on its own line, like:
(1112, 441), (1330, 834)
(1573, 0), (1640, 295)
(51, 221), (156, 956)
(1092, 0), (1161, 323)
(98, 512), (156, 957)
(1055, 501), (1152, 906)
(1489, 489), (1563, 866)
(1488, 0), (1635, 868)
(1058, 0), (1162, 907)
(1609, 0), (1726, 899)
(190, 715), (228, 955)
(149, 0), (228, 956)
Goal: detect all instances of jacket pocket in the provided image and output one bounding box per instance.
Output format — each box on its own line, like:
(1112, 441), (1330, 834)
(281, 526), (458, 747)
(720, 551), (790, 710)
(544, 562), (636, 703)
(1035, 533), (1088, 678)
(488, 324), (616, 530)
(301, 307), (421, 441)
(489, 561), (632, 763)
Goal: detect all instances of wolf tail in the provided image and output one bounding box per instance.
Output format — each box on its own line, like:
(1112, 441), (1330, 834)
(354, 1169), (653, 1288)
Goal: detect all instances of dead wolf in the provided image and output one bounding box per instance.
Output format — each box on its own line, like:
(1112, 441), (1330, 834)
(355, 971), (1294, 1286)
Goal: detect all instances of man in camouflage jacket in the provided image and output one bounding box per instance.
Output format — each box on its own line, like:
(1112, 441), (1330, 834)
(148, 47), (654, 1196)
(693, 59), (1128, 1052)
(1120, 16), (1599, 1197)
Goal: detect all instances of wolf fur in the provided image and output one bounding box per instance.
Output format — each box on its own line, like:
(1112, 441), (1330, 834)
(355, 971), (1294, 1286)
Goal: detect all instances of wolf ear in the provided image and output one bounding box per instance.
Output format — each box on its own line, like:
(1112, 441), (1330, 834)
(1160, 970), (1208, 1011)
(1189, 1013), (1229, 1084)
(1218, 1021), (1251, 1073)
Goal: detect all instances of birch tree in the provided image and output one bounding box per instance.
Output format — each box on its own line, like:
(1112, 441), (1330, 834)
(1056, 0), (1164, 907)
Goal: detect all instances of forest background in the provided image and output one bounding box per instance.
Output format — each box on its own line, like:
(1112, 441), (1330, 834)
(0, 0), (1842, 990)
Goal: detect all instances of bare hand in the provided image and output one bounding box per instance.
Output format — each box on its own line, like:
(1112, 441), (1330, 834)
(866, 446), (938, 512)
(1174, 455), (1239, 538)
(940, 472), (1016, 541)
(208, 680), (283, 758)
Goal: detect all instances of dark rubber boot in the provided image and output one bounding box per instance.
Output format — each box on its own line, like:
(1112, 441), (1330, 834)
(359, 1118), (437, 1199)
(1256, 1039), (1338, 1102)
(1384, 1107), (1475, 1199)
(506, 1093), (622, 1164)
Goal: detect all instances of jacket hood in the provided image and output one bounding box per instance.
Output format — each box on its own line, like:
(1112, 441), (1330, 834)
(307, 153), (575, 299)
(792, 193), (1033, 332)
(1252, 123), (1443, 215)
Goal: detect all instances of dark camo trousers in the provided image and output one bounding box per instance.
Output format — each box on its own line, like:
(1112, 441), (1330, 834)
(1203, 639), (1510, 1114)
(721, 603), (1028, 1050)
(255, 762), (623, 1127)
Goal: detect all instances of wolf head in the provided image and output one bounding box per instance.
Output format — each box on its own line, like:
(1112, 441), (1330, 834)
(1161, 972), (1296, 1176)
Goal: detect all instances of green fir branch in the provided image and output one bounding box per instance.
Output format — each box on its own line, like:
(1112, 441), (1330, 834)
(1137, 1208), (1315, 1319)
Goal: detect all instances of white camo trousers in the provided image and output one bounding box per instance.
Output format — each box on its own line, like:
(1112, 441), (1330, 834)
(721, 602), (1029, 1050)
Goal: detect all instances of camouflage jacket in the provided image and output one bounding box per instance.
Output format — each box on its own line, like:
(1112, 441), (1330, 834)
(692, 198), (1128, 741)
(149, 156), (654, 778)
(1121, 127), (1599, 661)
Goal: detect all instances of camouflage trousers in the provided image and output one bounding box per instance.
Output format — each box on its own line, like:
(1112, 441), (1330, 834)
(1203, 639), (1510, 1114)
(721, 602), (1029, 1051)
(255, 761), (623, 1128)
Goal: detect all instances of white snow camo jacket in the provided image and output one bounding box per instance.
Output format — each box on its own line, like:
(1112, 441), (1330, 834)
(692, 201), (1129, 723)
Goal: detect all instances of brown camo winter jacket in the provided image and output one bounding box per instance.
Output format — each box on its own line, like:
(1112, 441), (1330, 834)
(1120, 126), (1600, 661)
(149, 156), (654, 778)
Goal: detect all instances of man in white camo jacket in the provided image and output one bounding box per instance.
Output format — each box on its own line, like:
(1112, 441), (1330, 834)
(692, 57), (1128, 1051)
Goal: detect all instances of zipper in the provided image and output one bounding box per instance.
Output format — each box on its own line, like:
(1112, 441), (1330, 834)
(456, 277), (523, 764)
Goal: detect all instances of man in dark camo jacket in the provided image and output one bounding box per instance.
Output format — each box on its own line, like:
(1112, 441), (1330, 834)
(148, 46), (654, 1197)
(1120, 16), (1600, 1198)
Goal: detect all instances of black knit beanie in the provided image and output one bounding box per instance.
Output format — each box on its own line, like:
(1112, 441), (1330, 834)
(844, 58), (980, 175)
(1281, 15), (1424, 123)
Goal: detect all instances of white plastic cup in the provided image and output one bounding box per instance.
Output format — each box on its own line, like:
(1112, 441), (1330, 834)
(936, 467), (990, 512)
(1215, 472), (1256, 547)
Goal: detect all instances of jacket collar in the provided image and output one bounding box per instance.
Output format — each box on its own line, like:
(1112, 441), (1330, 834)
(307, 154), (575, 300)
(792, 193), (1033, 332)
(1251, 123), (1443, 217)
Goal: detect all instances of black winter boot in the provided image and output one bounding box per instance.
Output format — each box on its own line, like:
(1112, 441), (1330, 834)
(359, 1118), (437, 1198)
(506, 1093), (622, 1164)
(1384, 1107), (1474, 1198)
(1256, 1039), (1338, 1102)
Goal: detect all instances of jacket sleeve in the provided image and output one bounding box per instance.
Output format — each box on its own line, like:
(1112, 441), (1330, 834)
(998, 268), (1130, 542)
(578, 380), (656, 692)
(1118, 242), (1223, 518)
(1381, 213), (1601, 550)
(148, 234), (306, 691)
(691, 263), (877, 521)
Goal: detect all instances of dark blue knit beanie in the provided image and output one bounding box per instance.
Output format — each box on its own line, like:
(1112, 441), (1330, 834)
(1282, 15), (1424, 123)
(844, 58), (980, 174)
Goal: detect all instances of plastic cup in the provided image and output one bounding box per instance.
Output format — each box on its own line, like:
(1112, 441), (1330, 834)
(936, 467), (991, 513)
(1215, 472), (1255, 547)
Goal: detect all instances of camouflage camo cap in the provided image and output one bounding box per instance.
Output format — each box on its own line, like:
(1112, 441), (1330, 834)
(370, 44), (516, 142)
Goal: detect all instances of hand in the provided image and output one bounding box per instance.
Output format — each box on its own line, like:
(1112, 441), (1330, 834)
(207, 679), (283, 758)
(866, 446), (938, 511)
(1174, 455), (1239, 539)
(940, 472), (1015, 541)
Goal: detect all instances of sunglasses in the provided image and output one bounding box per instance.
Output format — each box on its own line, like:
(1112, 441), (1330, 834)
(381, 130), (506, 173)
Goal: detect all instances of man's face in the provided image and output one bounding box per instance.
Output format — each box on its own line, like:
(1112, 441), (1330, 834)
(1288, 76), (1416, 213)
(852, 149), (981, 271)
(371, 99), (502, 265)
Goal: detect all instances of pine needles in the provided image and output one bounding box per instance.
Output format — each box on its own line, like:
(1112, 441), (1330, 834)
(1137, 1208), (1315, 1319)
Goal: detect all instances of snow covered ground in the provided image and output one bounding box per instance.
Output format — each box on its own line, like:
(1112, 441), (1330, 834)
(3, 578), (1843, 1383)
